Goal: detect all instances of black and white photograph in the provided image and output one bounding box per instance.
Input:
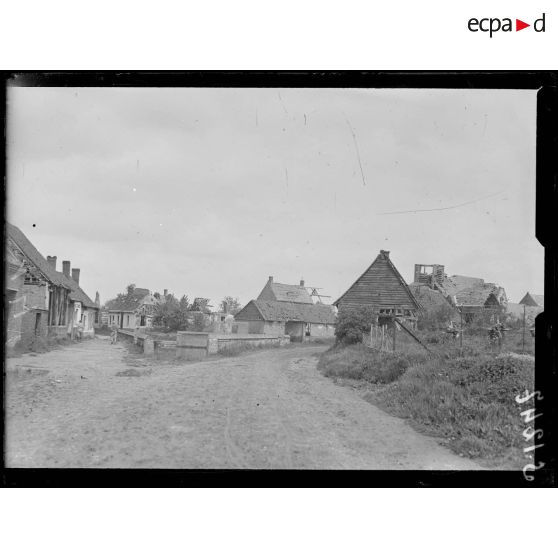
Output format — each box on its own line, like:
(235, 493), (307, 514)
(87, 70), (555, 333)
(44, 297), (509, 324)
(4, 77), (547, 475)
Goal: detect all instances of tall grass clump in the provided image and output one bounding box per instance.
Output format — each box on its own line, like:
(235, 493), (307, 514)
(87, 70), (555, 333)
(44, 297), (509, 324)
(318, 344), (427, 384)
(371, 355), (535, 462)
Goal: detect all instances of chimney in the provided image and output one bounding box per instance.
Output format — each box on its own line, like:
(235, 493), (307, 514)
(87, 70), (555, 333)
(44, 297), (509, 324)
(95, 292), (100, 306)
(380, 250), (390, 259)
(62, 260), (71, 277)
(300, 279), (305, 287)
(71, 268), (80, 285)
(47, 256), (57, 270)
(268, 276), (274, 283)
(164, 289), (168, 298)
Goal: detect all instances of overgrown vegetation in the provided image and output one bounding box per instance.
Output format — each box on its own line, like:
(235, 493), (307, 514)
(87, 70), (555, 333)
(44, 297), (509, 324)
(218, 296), (242, 315)
(371, 355), (534, 465)
(318, 338), (535, 467)
(318, 344), (419, 384)
(334, 306), (377, 345)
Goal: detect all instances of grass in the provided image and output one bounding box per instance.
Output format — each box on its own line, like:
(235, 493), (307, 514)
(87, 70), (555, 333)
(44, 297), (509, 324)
(318, 344), (426, 384)
(318, 339), (535, 467)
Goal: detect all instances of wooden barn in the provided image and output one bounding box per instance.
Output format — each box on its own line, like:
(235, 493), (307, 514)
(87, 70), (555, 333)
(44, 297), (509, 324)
(334, 250), (420, 327)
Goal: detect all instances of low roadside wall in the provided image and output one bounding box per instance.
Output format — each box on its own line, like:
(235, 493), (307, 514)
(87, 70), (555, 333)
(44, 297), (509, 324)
(212, 333), (290, 354)
(116, 329), (290, 359)
(176, 332), (209, 360)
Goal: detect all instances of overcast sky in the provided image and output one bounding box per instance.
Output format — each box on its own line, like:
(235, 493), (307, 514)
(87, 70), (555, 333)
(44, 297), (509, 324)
(6, 87), (541, 307)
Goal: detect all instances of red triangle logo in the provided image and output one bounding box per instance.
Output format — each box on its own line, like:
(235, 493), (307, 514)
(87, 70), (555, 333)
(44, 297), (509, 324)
(516, 19), (530, 31)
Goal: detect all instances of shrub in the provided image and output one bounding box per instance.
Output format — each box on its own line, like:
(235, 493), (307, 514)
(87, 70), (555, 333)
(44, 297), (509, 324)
(334, 306), (376, 345)
(318, 344), (416, 384)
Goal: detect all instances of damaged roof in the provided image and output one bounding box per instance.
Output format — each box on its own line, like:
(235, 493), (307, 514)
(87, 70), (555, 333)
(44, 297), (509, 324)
(453, 284), (502, 307)
(440, 275), (485, 297)
(7, 222), (98, 308)
(104, 289), (156, 312)
(7, 222), (67, 287)
(236, 300), (336, 324)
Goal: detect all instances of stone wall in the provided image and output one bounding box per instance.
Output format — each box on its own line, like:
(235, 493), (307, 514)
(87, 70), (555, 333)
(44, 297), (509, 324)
(213, 334), (290, 354)
(176, 331), (209, 360)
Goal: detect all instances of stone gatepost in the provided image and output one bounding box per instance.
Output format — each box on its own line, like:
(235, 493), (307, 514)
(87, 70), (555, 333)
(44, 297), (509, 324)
(144, 338), (154, 355)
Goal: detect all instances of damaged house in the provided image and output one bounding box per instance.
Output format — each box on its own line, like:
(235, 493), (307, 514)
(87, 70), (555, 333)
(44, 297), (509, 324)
(412, 263), (507, 322)
(104, 287), (159, 329)
(6, 223), (99, 347)
(234, 276), (336, 341)
(334, 250), (421, 327)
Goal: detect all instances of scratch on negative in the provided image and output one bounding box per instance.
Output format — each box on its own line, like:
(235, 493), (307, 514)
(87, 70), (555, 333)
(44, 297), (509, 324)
(377, 190), (505, 215)
(344, 116), (366, 187)
(285, 167), (289, 189)
(278, 92), (288, 116)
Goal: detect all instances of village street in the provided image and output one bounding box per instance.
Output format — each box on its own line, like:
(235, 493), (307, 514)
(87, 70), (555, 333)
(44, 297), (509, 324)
(5, 338), (483, 469)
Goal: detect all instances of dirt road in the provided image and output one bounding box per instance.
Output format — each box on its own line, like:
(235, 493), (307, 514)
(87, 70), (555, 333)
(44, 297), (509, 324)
(5, 338), (482, 469)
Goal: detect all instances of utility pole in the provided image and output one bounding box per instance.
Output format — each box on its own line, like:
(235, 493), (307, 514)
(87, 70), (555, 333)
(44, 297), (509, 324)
(460, 309), (463, 352)
(522, 304), (526, 353)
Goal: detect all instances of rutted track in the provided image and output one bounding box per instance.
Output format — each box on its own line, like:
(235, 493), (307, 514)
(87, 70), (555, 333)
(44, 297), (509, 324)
(5, 338), (483, 469)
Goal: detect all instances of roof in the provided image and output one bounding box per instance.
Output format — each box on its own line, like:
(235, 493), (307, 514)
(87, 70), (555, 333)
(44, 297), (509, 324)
(236, 300), (336, 324)
(334, 250), (420, 310)
(104, 289), (157, 312)
(257, 279), (313, 304)
(453, 284), (502, 307)
(440, 275), (485, 297)
(7, 223), (98, 308)
(519, 292), (544, 307)
(60, 273), (98, 308)
(410, 284), (458, 317)
(7, 223), (66, 286)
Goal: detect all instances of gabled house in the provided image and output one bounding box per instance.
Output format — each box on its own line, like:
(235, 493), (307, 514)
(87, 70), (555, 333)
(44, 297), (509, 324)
(518, 292), (544, 308)
(334, 250), (420, 326)
(104, 288), (159, 329)
(235, 276), (336, 341)
(6, 223), (99, 346)
(257, 276), (313, 304)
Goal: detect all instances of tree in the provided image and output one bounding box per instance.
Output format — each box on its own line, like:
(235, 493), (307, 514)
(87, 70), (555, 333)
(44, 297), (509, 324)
(153, 293), (193, 331)
(334, 306), (377, 345)
(219, 296), (242, 315)
(126, 283), (136, 295)
(191, 298), (210, 312)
